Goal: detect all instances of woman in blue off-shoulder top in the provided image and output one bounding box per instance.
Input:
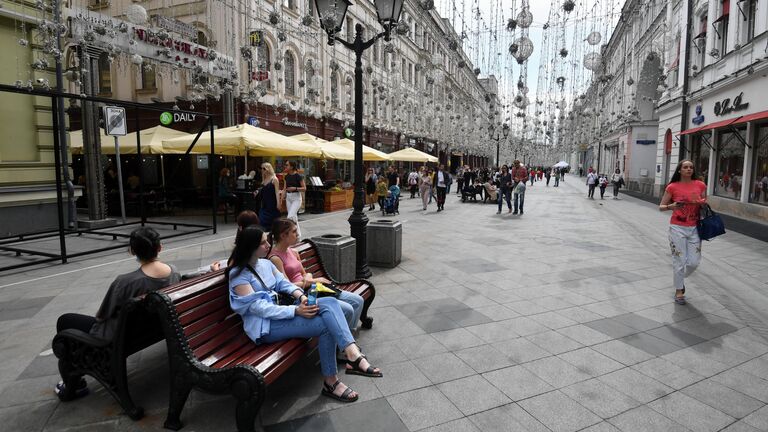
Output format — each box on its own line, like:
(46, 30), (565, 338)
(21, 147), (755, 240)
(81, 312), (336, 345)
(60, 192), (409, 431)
(227, 226), (382, 403)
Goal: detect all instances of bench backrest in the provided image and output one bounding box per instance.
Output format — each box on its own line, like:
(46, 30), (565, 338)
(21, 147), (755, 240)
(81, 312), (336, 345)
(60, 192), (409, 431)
(293, 240), (330, 282)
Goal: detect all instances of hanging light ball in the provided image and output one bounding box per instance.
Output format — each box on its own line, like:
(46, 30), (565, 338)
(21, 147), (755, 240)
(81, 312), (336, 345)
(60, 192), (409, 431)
(511, 36), (534, 64)
(126, 4), (148, 24)
(562, 0), (576, 13)
(131, 54), (143, 65)
(559, 48), (569, 58)
(508, 43), (518, 55)
(516, 8), (533, 28)
(506, 19), (517, 31)
(583, 52), (603, 71)
(586, 32), (602, 46)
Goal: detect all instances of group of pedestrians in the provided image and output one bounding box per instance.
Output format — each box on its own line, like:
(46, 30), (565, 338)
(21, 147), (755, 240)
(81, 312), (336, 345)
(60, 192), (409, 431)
(585, 167), (625, 200)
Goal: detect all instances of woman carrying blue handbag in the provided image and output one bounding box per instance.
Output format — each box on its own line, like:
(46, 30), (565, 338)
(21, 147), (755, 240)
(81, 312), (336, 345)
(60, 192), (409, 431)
(659, 160), (708, 305)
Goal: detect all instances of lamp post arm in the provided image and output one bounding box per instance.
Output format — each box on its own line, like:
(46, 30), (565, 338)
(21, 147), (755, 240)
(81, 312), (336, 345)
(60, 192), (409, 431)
(332, 31), (387, 52)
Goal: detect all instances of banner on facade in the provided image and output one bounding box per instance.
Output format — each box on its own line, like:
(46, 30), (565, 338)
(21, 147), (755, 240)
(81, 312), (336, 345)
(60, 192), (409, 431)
(69, 7), (234, 79)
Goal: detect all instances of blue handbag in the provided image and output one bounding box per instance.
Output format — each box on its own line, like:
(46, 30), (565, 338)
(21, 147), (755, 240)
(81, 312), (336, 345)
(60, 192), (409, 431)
(697, 204), (726, 241)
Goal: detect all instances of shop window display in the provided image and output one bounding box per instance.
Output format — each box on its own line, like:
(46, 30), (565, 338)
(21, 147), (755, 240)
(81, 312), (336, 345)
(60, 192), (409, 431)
(750, 125), (768, 205)
(714, 128), (746, 200)
(689, 135), (710, 185)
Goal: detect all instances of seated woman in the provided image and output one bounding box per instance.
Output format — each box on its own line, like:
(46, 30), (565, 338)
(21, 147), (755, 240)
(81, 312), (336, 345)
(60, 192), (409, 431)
(268, 218), (364, 332)
(54, 227), (180, 397)
(228, 226), (382, 403)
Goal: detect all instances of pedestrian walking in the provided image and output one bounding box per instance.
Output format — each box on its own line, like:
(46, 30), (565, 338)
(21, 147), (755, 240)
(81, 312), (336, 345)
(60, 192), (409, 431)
(496, 164), (513, 214)
(386, 165), (400, 188)
(545, 169), (551, 186)
(598, 173), (608, 199)
(554, 168), (560, 187)
(586, 169), (598, 199)
(433, 164), (448, 212)
(529, 169), (535, 186)
(511, 160), (527, 215)
(366, 167), (378, 210)
(257, 163), (281, 231)
(282, 161), (305, 238)
(419, 166), (432, 211)
(407, 168), (419, 199)
(659, 160), (707, 305)
(611, 169), (624, 199)
(456, 166), (465, 195)
(376, 176), (388, 210)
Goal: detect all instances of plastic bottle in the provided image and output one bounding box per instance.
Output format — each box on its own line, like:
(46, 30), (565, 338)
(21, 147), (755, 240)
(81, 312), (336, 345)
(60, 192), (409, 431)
(307, 283), (317, 306)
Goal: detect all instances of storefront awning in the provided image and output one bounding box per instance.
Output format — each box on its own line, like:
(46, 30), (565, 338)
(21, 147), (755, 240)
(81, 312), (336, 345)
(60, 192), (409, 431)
(679, 116), (742, 135)
(731, 110), (768, 126)
(713, 0), (730, 24)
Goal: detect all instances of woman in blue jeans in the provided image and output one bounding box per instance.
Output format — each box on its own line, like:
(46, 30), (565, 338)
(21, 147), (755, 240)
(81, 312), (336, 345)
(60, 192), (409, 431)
(228, 227), (382, 403)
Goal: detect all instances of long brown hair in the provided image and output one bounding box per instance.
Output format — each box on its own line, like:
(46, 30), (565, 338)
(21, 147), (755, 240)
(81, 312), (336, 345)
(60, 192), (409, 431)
(670, 159), (699, 183)
(269, 217), (296, 246)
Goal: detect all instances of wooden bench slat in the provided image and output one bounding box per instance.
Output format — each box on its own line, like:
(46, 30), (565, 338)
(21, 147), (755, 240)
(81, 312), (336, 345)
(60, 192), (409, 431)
(175, 286), (227, 314)
(178, 296), (229, 327)
(187, 316), (242, 350)
(200, 335), (253, 367)
(193, 326), (248, 361)
(184, 309), (237, 341)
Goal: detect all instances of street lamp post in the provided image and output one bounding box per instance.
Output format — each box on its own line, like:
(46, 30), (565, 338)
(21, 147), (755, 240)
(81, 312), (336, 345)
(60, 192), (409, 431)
(488, 123), (510, 167)
(315, 0), (404, 279)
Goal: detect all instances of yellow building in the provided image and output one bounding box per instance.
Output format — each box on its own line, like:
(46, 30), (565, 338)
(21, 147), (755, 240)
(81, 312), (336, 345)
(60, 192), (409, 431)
(0, 1), (67, 236)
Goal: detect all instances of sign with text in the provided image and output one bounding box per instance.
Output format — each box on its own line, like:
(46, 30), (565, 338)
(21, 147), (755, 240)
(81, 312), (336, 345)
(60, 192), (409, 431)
(103, 106), (127, 136)
(70, 7), (234, 79)
(713, 92), (749, 116)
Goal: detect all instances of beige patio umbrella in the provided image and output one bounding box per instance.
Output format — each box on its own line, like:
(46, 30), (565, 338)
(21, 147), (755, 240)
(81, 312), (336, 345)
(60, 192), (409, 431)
(68, 126), (188, 154)
(334, 138), (391, 161)
(162, 124), (323, 157)
(291, 134), (355, 160)
(386, 147), (439, 163)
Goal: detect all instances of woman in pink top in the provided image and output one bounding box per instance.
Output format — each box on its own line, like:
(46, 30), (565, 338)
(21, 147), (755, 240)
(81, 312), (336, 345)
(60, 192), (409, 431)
(268, 219), (365, 331)
(659, 160), (707, 304)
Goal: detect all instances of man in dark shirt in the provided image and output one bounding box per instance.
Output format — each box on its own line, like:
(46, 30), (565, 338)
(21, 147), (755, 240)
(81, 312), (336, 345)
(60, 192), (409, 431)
(387, 166), (400, 187)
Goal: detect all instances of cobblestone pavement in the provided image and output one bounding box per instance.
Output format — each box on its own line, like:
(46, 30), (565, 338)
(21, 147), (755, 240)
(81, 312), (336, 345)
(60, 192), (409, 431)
(1, 176), (767, 432)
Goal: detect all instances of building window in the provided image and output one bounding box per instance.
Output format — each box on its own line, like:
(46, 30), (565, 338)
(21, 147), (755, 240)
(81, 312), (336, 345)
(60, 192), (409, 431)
(139, 61), (156, 90)
(689, 135), (710, 185)
(346, 17), (354, 41)
(98, 52), (111, 95)
(373, 41), (379, 64)
(256, 43), (271, 89)
(746, 0), (757, 42)
(330, 71), (339, 109)
(196, 30), (208, 47)
(345, 78), (353, 112)
(694, 15), (707, 69)
(714, 127), (746, 200)
(305, 61), (316, 98)
(751, 125), (768, 205)
(372, 90), (378, 118)
(283, 0), (296, 9)
(284, 50), (296, 97)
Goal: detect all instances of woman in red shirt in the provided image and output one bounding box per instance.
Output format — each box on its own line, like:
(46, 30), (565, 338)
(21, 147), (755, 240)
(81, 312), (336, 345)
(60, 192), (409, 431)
(659, 160), (707, 304)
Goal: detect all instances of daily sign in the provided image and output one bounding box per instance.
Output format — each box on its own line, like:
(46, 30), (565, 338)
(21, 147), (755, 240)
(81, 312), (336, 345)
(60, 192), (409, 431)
(160, 112), (196, 125)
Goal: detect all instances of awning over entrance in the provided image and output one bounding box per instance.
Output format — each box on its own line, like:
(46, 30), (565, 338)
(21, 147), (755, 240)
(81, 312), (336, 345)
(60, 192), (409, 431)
(679, 116), (742, 135)
(731, 110), (768, 126)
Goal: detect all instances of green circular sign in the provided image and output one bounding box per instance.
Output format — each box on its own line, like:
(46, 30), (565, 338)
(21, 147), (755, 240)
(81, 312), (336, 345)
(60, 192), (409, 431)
(344, 127), (354, 138)
(160, 112), (173, 125)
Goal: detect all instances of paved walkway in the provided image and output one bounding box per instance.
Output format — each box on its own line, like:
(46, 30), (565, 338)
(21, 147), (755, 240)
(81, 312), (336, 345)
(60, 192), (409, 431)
(1, 176), (767, 432)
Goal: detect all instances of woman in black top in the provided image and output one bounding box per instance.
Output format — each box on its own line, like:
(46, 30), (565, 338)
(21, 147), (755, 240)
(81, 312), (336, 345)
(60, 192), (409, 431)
(282, 160), (305, 237)
(365, 167), (377, 210)
(497, 164), (513, 214)
(54, 227), (180, 398)
(258, 163), (281, 231)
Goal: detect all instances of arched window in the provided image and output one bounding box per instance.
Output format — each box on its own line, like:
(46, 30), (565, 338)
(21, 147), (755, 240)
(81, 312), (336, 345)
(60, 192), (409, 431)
(345, 76), (353, 112)
(284, 50), (296, 97)
(196, 30), (208, 47)
(256, 43), (271, 89)
(330, 70), (339, 109)
(305, 59), (316, 99)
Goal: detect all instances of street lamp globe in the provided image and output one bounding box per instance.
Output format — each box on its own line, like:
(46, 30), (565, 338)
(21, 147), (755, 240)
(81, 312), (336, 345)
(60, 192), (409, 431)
(314, 0), (351, 44)
(502, 123), (510, 138)
(373, 0), (405, 40)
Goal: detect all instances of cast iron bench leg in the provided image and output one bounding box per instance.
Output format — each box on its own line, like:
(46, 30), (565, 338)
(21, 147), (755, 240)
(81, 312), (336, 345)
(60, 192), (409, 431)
(163, 380), (191, 431)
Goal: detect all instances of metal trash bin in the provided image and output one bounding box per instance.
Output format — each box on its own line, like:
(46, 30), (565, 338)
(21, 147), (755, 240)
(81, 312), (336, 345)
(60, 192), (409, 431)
(311, 234), (356, 282)
(367, 219), (402, 268)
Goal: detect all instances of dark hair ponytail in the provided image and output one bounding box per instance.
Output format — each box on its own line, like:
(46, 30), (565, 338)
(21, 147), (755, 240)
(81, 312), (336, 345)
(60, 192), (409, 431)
(129, 227), (161, 262)
(229, 226), (265, 276)
(270, 218), (296, 246)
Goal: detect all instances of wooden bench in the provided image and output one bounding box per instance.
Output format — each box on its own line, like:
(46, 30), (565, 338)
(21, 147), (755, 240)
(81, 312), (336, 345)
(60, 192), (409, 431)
(146, 239), (375, 432)
(52, 297), (164, 421)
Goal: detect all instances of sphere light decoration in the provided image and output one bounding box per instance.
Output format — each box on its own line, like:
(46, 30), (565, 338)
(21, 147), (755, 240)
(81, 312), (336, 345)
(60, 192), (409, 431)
(583, 52), (603, 71)
(511, 36), (534, 64)
(587, 31), (602, 46)
(126, 4), (148, 25)
(516, 8), (533, 28)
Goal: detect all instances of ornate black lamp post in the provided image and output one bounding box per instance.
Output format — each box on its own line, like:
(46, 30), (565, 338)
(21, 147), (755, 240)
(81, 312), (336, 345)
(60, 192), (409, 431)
(488, 123), (510, 167)
(315, 0), (404, 278)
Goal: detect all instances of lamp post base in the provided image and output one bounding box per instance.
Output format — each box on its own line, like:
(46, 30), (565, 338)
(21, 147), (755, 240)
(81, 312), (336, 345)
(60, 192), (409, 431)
(349, 204), (372, 279)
